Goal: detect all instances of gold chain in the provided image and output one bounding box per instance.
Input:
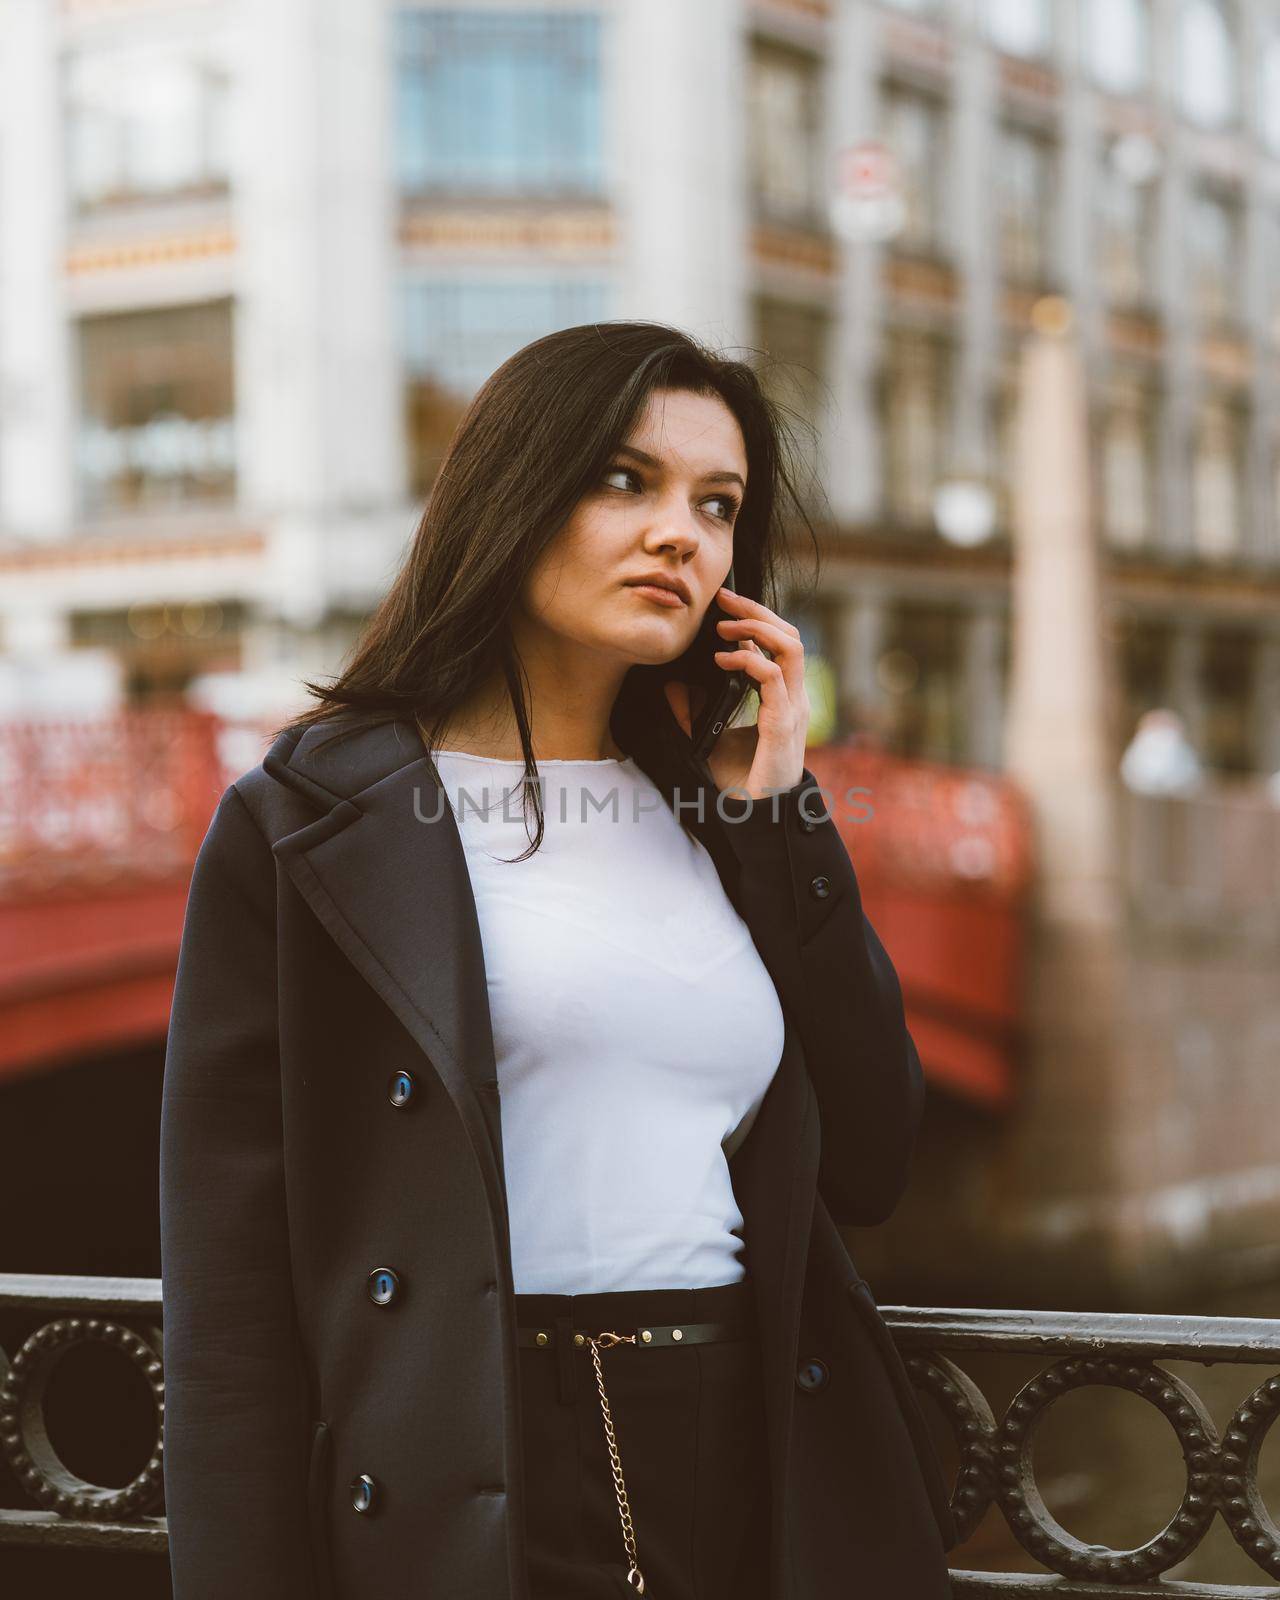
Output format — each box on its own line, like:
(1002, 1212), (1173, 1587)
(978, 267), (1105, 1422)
(586, 1332), (647, 1593)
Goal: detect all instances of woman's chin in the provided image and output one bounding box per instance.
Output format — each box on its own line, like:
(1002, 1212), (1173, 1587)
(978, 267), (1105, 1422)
(606, 610), (696, 660)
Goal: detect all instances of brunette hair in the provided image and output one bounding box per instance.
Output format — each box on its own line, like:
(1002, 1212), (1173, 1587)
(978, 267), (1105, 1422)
(276, 319), (821, 857)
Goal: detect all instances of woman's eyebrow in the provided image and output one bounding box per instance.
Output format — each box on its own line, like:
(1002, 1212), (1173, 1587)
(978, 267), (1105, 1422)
(615, 443), (746, 490)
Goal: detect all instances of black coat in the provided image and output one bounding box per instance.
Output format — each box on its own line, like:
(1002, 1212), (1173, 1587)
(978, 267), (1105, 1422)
(159, 710), (957, 1600)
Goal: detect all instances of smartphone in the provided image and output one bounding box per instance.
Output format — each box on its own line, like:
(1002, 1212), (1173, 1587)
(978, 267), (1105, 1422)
(678, 568), (753, 767)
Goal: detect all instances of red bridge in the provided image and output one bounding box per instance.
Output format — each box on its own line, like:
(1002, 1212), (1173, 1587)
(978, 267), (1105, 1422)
(0, 714), (1031, 1112)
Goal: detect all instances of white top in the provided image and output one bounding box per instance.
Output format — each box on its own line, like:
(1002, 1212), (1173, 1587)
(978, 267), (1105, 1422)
(431, 749), (786, 1295)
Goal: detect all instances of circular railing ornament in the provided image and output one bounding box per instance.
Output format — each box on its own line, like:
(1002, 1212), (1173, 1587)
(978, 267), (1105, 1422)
(904, 1349), (998, 1544)
(996, 1355), (1218, 1583)
(1219, 1371), (1280, 1574)
(0, 1316), (165, 1520)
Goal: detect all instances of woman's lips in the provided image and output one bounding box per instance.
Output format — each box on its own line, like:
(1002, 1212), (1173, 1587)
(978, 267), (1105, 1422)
(626, 583), (688, 608)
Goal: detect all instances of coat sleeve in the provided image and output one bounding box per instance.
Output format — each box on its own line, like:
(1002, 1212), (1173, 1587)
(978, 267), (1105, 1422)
(159, 782), (316, 1599)
(716, 767), (925, 1226)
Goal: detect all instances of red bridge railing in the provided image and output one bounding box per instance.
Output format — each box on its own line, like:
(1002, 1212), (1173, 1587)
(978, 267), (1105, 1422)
(0, 710), (245, 900)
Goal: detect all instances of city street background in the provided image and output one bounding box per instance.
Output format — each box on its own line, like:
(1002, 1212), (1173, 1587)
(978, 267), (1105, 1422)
(2, 0), (1280, 1589)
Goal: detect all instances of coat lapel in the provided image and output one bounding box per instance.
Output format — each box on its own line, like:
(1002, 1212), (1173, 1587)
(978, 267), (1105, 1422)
(263, 715), (508, 1231)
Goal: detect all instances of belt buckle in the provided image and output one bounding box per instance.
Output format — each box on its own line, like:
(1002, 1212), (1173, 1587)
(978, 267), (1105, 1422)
(591, 1329), (636, 1350)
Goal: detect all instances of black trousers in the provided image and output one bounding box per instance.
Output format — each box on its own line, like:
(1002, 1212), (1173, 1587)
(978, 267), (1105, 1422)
(515, 1277), (771, 1599)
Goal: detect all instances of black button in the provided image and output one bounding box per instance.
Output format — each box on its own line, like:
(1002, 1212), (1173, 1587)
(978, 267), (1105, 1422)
(797, 791), (823, 832)
(796, 1356), (829, 1392)
(350, 1473), (378, 1514)
(388, 1069), (417, 1107)
(809, 875), (831, 900)
(369, 1267), (401, 1306)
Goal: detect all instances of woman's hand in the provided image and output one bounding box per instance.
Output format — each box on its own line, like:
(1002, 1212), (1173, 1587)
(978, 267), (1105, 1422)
(663, 586), (810, 802)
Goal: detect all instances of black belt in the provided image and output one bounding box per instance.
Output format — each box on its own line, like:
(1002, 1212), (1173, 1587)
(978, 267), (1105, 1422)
(517, 1315), (750, 1350)
(516, 1307), (756, 1592)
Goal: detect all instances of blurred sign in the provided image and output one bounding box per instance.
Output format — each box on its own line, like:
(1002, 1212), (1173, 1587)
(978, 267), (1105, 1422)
(829, 142), (905, 244)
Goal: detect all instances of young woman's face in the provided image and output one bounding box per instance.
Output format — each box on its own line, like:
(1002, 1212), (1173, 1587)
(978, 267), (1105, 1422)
(519, 386), (748, 669)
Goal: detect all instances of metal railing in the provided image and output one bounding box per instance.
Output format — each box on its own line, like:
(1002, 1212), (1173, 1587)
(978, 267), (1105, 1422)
(4, 1274), (1280, 1595)
(886, 1302), (1280, 1598)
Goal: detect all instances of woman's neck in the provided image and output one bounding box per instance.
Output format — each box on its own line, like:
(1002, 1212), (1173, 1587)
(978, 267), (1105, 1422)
(422, 707), (627, 764)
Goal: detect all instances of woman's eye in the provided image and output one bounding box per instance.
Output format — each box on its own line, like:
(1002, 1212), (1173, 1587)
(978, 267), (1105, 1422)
(608, 467), (745, 524)
(602, 466), (640, 493)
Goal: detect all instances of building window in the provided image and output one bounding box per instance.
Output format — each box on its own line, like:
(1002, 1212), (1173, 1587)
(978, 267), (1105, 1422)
(1117, 616), (1172, 750)
(1188, 185), (1243, 327)
(1191, 395), (1246, 559)
(985, 0), (1053, 59)
(395, 10), (603, 198)
(1201, 628), (1255, 772)
(881, 83), (948, 256)
(1100, 380), (1158, 550)
(996, 123), (1056, 285)
(65, 36), (231, 214)
(402, 278), (609, 495)
(881, 329), (951, 528)
(1087, 0), (1150, 96)
(753, 297), (830, 487)
(1178, 0), (1237, 129)
(881, 603), (967, 764)
(71, 601), (245, 703)
(76, 300), (236, 517)
(748, 39), (824, 230)
(1097, 139), (1158, 306)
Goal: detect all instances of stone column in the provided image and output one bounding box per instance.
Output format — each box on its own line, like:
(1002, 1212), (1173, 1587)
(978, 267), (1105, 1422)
(1057, 0), (1104, 374)
(948, 0), (999, 478)
(612, 0), (749, 345)
(1005, 307), (1118, 924)
(824, 0), (884, 524)
(1239, 2), (1278, 563)
(999, 303), (1127, 1298)
(235, 0), (407, 625)
(1151, 0), (1198, 558)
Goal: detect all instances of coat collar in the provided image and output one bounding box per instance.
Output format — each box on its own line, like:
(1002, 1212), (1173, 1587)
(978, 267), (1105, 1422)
(260, 710), (745, 1239)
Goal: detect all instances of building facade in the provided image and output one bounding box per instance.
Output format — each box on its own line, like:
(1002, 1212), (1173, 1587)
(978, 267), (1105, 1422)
(1, 0), (1278, 778)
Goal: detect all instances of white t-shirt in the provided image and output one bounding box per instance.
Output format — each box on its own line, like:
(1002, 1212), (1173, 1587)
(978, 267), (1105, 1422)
(431, 749), (786, 1295)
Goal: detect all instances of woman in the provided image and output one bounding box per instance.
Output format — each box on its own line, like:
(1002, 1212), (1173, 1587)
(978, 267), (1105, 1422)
(159, 321), (957, 1600)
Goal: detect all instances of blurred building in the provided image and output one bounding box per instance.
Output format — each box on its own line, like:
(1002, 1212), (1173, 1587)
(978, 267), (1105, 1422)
(1, 0), (1278, 776)
(4, 0), (1280, 1318)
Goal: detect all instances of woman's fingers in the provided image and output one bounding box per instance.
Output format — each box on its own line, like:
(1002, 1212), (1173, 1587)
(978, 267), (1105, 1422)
(714, 615), (807, 703)
(712, 646), (798, 743)
(715, 586), (802, 639)
(709, 589), (811, 790)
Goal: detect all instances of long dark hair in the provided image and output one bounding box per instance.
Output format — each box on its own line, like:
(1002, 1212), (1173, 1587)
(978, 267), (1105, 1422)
(275, 319), (821, 857)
